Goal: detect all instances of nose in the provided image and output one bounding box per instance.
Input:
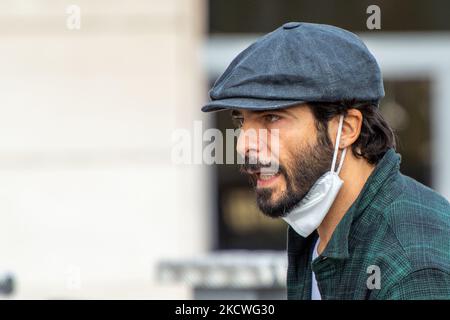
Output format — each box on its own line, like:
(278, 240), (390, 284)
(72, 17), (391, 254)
(236, 127), (268, 160)
(237, 127), (255, 160)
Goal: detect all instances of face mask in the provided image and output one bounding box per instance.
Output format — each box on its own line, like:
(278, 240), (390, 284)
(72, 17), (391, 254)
(282, 115), (347, 238)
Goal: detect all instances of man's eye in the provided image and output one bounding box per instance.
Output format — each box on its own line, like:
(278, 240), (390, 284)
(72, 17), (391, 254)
(232, 117), (244, 128)
(264, 114), (281, 123)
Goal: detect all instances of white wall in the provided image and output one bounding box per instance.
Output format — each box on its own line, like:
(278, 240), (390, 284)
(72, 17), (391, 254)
(0, 0), (209, 299)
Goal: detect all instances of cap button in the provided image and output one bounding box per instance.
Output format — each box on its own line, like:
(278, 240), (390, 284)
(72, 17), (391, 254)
(283, 22), (301, 30)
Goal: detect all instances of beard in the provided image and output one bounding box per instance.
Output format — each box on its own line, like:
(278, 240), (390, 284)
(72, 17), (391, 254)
(240, 135), (334, 219)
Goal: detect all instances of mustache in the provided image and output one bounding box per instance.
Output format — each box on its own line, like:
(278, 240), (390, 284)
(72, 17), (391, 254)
(239, 156), (283, 175)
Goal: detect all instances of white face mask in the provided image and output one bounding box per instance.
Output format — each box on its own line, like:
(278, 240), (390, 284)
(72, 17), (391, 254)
(282, 115), (347, 238)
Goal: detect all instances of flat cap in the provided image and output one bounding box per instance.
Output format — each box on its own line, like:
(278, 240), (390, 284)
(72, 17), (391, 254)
(202, 22), (384, 112)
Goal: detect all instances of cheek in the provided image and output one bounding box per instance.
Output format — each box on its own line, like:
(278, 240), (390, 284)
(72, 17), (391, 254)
(275, 132), (300, 164)
(281, 123), (317, 155)
(274, 130), (313, 177)
(267, 118), (317, 173)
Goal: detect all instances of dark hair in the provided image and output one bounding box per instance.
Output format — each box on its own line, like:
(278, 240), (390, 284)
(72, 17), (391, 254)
(308, 100), (396, 165)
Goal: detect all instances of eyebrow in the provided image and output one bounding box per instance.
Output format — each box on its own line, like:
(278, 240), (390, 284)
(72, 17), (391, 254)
(231, 110), (243, 118)
(278, 108), (298, 119)
(231, 108), (294, 118)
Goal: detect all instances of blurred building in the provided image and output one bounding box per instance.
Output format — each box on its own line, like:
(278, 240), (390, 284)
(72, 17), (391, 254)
(0, 0), (208, 299)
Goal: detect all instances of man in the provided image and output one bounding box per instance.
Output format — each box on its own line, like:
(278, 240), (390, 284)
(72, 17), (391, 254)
(201, 22), (450, 299)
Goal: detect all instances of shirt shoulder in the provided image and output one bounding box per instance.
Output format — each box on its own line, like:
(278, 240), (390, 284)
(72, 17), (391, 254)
(382, 268), (450, 299)
(380, 173), (450, 273)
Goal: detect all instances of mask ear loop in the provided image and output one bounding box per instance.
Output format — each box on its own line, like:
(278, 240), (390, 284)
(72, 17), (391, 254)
(330, 115), (344, 173)
(336, 148), (347, 174)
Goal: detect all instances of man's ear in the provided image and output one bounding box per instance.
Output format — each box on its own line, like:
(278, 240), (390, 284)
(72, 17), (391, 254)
(341, 109), (363, 148)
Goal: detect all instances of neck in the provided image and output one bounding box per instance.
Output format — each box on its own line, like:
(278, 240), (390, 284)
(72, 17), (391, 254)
(316, 151), (375, 254)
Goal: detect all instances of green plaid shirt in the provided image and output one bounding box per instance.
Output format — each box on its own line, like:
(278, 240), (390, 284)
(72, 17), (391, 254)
(286, 148), (450, 300)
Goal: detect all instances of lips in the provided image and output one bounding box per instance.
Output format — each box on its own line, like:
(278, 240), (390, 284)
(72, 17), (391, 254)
(259, 172), (278, 180)
(255, 171), (281, 188)
(241, 164), (282, 188)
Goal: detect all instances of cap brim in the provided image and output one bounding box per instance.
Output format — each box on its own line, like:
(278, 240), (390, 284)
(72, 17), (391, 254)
(201, 97), (305, 112)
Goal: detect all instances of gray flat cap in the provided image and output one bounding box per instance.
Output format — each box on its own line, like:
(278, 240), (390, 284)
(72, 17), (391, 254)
(202, 22), (384, 112)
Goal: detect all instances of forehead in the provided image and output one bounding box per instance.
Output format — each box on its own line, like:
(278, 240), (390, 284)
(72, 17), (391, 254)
(231, 109), (267, 117)
(231, 104), (310, 118)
